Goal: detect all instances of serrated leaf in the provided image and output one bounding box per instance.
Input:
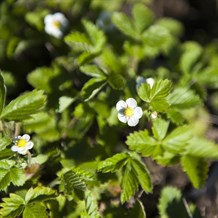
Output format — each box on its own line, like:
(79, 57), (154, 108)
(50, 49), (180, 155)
(107, 71), (125, 90)
(97, 153), (128, 173)
(152, 118), (169, 141)
(80, 65), (106, 78)
(180, 41), (203, 73)
(168, 87), (201, 109)
(0, 90), (46, 121)
(0, 72), (6, 114)
(186, 137), (218, 159)
(132, 158), (152, 193)
(126, 130), (161, 157)
(158, 186), (189, 218)
(0, 161), (25, 190)
(121, 162), (138, 203)
(181, 156), (208, 188)
(25, 186), (56, 203)
(65, 32), (92, 52)
(23, 202), (47, 218)
(162, 126), (192, 154)
(0, 136), (11, 151)
(133, 3), (154, 34)
(138, 79), (172, 111)
(167, 109), (184, 125)
(81, 77), (106, 101)
(82, 19), (106, 52)
(0, 193), (25, 218)
(112, 12), (135, 38)
(83, 190), (100, 218)
(62, 170), (86, 196)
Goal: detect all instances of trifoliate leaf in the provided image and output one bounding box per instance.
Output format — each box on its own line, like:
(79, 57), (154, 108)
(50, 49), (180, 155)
(25, 186), (56, 203)
(112, 12), (135, 38)
(0, 136), (11, 151)
(168, 87), (201, 109)
(138, 79), (172, 111)
(181, 156), (209, 188)
(162, 126), (192, 154)
(0, 161), (25, 190)
(0, 90), (46, 121)
(133, 3), (154, 34)
(23, 202), (47, 218)
(126, 130), (161, 157)
(186, 137), (218, 159)
(97, 153), (128, 173)
(80, 65), (106, 78)
(180, 41), (203, 73)
(152, 118), (170, 141)
(0, 72), (6, 114)
(132, 158), (152, 193)
(81, 77), (107, 101)
(0, 193), (25, 218)
(121, 162), (138, 203)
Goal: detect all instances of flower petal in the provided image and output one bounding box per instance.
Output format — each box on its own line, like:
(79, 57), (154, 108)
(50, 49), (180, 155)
(22, 134), (30, 142)
(116, 100), (127, 111)
(11, 145), (18, 152)
(118, 113), (127, 123)
(127, 117), (139, 127)
(17, 147), (28, 155)
(26, 142), (34, 149)
(146, 78), (154, 88)
(126, 98), (137, 109)
(134, 107), (143, 119)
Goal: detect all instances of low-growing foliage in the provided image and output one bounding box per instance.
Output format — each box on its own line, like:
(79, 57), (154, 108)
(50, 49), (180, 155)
(0, 0), (218, 217)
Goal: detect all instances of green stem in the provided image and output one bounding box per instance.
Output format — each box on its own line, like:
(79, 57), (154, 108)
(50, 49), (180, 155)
(26, 151), (32, 167)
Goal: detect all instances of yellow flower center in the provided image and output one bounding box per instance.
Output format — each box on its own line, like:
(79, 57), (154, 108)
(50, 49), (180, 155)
(17, 139), (27, 147)
(53, 20), (61, 28)
(124, 107), (134, 117)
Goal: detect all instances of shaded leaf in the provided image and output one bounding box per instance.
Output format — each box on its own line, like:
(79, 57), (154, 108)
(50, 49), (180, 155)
(23, 203), (47, 218)
(152, 118), (170, 141)
(0, 72), (6, 114)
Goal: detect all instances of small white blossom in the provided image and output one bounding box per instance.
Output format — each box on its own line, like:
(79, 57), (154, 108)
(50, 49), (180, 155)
(151, 111), (158, 119)
(136, 76), (155, 89)
(11, 134), (34, 155)
(116, 98), (143, 127)
(44, 12), (68, 38)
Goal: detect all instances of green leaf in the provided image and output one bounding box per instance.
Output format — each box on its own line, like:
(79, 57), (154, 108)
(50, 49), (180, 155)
(152, 118), (170, 141)
(181, 156), (209, 188)
(0, 90), (46, 121)
(186, 137), (218, 159)
(0, 161), (25, 190)
(107, 71), (125, 90)
(168, 87), (201, 109)
(112, 12), (135, 38)
(127, 199), (146, 218)
(83, 190), (100, 218)
(23, 203), (48, 218)
(180, 41), (203, 73)
(132, 158), (152, 193)
(58, 96), (75, 113)
(81, 77), (106, 101)
(0, 136), (11, 151)
(138, 79), (172, 111)
(133, 3), (154, 34)
(162, 126), (192, 154)
(121, 162), (138, 203)
(0, 193), (25, 218)
(126, 130), (161, 157)
(25, 186), (56, 203)
(97, 153), (128, 173)
(158, 186), (189, 218)
(27, 67), (59, 93)
(62, 170), (86, 196)
(0, 72), (6, 114)
(80, 65), (106, 78)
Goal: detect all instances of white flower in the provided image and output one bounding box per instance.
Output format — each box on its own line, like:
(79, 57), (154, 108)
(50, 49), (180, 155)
(136, 76), (155, 89)
(151, 111), (158, 119)
(11, 134), (34, 155)
(116, 98), (143, 127)
(44, 12), (68, 38)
